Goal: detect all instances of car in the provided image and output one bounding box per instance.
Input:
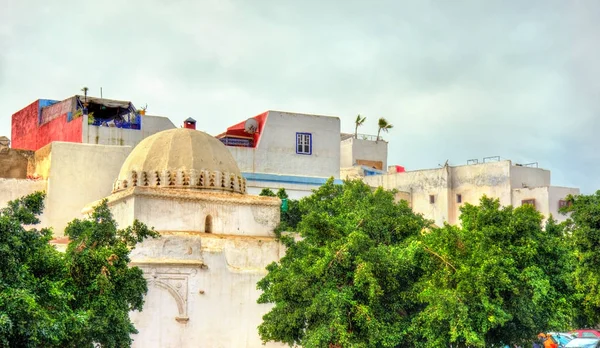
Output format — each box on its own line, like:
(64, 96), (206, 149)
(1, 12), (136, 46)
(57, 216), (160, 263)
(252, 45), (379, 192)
(565, 337), (600, 347)
(572, 330), (600, 339)
(549, 333), (575, 347)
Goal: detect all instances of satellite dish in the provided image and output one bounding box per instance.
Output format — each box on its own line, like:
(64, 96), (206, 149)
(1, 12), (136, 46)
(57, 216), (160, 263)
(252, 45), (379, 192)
(244, 118), (259, 134)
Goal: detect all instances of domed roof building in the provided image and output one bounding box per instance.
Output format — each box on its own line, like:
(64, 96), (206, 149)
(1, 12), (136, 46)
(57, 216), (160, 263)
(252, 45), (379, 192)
(113, 128), (246, 194)
(86, 128), (285, 347)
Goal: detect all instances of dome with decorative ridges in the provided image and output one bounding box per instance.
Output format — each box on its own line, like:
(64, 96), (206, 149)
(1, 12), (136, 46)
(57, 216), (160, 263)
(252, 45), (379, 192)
(113, 128), (246, 194)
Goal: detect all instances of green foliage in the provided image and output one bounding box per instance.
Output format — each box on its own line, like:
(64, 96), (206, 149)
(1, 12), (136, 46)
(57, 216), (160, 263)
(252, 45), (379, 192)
(259, 188), (276, 197)
(64, 199), (159, 347)
(562, 192), (600, 325)
(258, 185), (580, 347)
(354, 114), (366, 139)
(257, 179), (429, 347)
(413, 197), (576, 347)
(0, 192), (84, 347)
(276, 189), (301, 233)
(260, 188), (301, 232)
(0, 193), (158, 347)
(376, 117), (393, 141)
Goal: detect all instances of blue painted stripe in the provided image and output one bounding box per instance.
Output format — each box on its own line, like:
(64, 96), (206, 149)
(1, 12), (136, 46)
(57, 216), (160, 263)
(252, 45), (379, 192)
(242, 172), (342, 186)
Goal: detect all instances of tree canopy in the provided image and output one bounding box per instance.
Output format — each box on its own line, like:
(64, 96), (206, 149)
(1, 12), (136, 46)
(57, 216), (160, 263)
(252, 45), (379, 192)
(257, 179), (582, 347)
(562, 192), (600, 326)
(413, 198), (576, 347)
(0, 192), (158, 347)
(257, 179), (429, 347)
(259, 187), (301, 231)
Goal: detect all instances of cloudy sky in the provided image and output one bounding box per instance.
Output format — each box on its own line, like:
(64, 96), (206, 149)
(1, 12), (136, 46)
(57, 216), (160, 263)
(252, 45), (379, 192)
(1, 0), (598, 192)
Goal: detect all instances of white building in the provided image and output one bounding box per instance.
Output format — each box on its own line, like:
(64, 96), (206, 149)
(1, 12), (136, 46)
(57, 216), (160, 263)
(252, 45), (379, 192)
(217, 111), (390, 199)
(217, 110), (343, 199)
(363, 160), (579, 227)
(89, 128), (285, 348)
(340, 132), (388, 171)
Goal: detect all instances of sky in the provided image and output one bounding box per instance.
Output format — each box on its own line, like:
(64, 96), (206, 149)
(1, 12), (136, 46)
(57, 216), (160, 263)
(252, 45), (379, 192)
(1, 0), (599, 192)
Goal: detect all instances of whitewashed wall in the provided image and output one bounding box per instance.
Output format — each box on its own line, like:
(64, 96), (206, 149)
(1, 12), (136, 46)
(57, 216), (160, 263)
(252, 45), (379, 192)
(227, 111), (340, 179)
(82, 115), (175, 147)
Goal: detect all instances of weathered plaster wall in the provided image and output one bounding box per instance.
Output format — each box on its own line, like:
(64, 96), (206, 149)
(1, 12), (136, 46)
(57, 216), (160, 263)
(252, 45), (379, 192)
(227, 111), (340, 179)
(0, 149), (34, 179)
(99, 190), (286, 347)
(364, 167), (451, 227)
(35, 115), (82, 151)
(33, 144), (52, 178)
(366, 160), (578, 226)
(512, 186), (550, 218)
(245, 180), (320, 200)
(510, 165), (551, 189)
(44, 142), (132, 236)
(11, 100), (40, 151)
(340, 137), (388, 170)
(549, 186), (579, 222)
(11, 99), (83, 151)
(82, 115), (175, 147)
(0, 178), (47, 214)
(448, 161), (512, 224)
(129, 233), (286, 347)
(103, 188), (280, 237)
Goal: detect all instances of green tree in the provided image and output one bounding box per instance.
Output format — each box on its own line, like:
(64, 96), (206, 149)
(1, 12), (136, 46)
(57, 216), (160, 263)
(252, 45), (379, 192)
(562, 192), (600, 326)
(275, 188), (301, 232)
(354, 114), (366, 139)
(0, 193), (158, 347)
(257, 179), (429, 347)
(0, 192), (85, 347)
(64, 199), (159, 347)
(259, 188), (276, 197)
(376, 117), (393, 142)
(413, 197), (576, 347)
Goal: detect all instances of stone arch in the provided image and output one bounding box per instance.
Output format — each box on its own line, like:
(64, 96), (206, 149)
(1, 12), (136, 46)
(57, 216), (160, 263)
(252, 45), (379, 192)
(152, 279), (189, 323)
(205, 215), (213, 233)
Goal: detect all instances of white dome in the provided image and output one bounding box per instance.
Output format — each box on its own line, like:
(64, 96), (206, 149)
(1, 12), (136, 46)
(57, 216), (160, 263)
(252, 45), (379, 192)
(113, 128), (245, 194)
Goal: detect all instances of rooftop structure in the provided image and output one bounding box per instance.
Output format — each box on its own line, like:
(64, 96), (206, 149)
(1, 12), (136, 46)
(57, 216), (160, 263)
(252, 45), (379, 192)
(363, 159), (579, 226)
(11, 95), (175, 151)
(217, 110), (342, 199)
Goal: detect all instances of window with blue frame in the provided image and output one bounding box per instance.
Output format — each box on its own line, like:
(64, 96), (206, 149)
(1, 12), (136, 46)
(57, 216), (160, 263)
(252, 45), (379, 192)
(296, 132), (312, 155)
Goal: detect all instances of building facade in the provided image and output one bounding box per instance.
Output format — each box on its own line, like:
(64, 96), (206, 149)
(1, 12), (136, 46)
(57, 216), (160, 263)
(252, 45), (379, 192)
(88, 128), (285, 347)
(2, 94), (176, 236)
(11, 95), (175, 151)
(218, 110), (342, 199)
(363, 160), (579, 226)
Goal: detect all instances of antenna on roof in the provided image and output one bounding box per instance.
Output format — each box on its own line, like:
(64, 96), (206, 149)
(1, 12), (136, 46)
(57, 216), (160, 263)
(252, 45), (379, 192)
(244, 118), (259, 134)
(100, 87), (103, 98)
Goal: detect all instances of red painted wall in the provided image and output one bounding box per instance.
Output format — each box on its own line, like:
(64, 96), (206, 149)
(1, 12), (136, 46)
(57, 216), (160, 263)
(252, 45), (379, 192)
(11, 100), (40, 151)
(36, 115), (82, 150)
(222, 111), (269, 148)
(11, 99), (83, 151)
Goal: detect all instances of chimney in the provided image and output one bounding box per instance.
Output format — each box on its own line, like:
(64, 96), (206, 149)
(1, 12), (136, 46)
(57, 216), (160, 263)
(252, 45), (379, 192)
(184, 117), (196, 130)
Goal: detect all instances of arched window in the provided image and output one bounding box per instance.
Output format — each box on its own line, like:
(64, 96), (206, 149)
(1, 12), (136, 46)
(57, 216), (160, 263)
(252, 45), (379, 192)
(205, 215), (213, 233)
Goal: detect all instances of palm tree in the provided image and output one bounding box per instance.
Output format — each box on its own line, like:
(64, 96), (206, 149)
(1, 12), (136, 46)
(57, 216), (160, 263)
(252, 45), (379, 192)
(354, 114), (366, 139)
(376, 117), (393, 142)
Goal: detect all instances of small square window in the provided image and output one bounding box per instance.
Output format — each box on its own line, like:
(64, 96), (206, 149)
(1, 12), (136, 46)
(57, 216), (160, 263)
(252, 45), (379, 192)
(456, 194), (462, 203)
(429, 195), (435, 204)
(296, 132), (312, 155)
(558, 200), (571, 208)
(522, 199), (535, 207)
